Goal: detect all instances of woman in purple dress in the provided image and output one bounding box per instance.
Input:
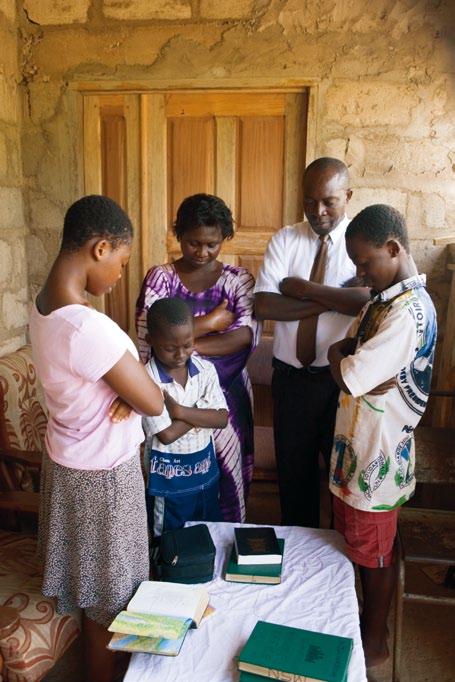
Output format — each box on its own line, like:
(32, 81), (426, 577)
(136, 194), (259, 522)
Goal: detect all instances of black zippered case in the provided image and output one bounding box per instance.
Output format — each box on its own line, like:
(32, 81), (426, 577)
(153, 524), (216, 584)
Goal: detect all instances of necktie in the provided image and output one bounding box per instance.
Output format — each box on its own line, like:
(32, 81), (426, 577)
(295, 235), (329, 367)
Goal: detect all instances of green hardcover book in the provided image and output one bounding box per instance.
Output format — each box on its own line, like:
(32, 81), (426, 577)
(238, 620), (353, 682)
(225, 539), (285, 584)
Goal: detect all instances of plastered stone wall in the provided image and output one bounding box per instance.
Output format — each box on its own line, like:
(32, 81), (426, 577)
(16, 0), (455, 346)
(0, 1), (28, 356)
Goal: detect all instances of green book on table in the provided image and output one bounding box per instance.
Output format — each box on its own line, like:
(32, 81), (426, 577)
(238, 620), (353, 682)
(225, 539), (285, 584)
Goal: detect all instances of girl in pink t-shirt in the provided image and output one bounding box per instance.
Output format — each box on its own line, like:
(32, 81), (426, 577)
(29, 195), (163, 682)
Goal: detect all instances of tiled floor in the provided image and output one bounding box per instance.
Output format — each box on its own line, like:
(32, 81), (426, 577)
(43, 480), (455, 682)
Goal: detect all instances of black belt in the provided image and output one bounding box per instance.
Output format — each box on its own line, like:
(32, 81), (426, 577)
(272, 358), (331, 375)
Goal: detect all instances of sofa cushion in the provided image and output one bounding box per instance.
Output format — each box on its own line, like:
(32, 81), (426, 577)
(0, 531), (80, 682)
(0, 577), (80, 682)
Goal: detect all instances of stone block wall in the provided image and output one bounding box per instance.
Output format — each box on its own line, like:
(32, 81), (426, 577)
(2, 0), (455, 359)
(0, 1), (28, 355)
(17, 0), (455, 327)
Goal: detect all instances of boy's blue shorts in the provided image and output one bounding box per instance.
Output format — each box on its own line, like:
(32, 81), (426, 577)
(147, 480), (222, 537)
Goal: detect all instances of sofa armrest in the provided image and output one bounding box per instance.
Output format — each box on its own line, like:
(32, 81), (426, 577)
(0, 449), (42, 468)
(0, 491), (40, 513)
(0, 606), (20, 640)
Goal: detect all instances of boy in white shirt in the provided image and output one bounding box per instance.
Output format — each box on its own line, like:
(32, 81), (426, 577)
(143, 297), (228, 536)
(328, 204), (437, 668)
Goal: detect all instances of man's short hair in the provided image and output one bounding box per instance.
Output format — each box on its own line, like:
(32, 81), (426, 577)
(173, 193), (234, 241)
(346, 204), (410, 253)
(61, 195), (133, 252)
(304, 157), (350, 187)
(146, 297), (193, 336)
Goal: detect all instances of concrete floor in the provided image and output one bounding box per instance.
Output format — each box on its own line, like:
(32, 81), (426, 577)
(44, 481), (455, 682)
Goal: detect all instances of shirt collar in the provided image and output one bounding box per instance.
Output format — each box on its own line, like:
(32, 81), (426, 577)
(153, 355), (200, 384)
(371, 274), (427, 304)
(307, 214), (350, 245)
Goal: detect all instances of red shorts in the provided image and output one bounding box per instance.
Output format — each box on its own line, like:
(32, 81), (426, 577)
(333, 495), (398, 568)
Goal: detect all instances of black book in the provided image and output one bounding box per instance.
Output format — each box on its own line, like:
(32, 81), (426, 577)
(234, 527), (282, 565)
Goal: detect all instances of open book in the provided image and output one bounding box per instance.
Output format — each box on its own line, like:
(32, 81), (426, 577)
(108, 581), (210, 655)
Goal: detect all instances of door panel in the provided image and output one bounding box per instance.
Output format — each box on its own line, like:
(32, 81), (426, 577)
(238, 116), (284, 230)
(83, 94), (141, 337)
(168, 117), (216, 221)
(101, 110), (129, 330)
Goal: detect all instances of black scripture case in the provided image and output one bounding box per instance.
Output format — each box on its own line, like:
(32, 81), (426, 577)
(152, 524), (216, 584)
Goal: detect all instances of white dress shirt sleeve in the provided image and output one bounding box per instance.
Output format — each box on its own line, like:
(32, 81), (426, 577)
(254, 228), (289, 295)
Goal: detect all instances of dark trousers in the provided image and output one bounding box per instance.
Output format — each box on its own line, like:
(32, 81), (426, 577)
(272, 359), (340, 528)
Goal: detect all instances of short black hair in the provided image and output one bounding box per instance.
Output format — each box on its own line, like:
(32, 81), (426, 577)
(173, 193), (234, 241)
(304, 157), (350, 187)
(346, 204), (410, 253)
(147, 297), (193, 337)
(61, 195), (133, 252)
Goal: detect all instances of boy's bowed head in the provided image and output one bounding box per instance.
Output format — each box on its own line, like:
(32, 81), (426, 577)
(345, 204), (416, 294)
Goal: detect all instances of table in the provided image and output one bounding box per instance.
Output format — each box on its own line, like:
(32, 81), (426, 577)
(124, 522), (367, 682)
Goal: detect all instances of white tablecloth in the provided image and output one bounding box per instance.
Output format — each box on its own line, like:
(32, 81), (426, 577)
(124, 522), (367, 682)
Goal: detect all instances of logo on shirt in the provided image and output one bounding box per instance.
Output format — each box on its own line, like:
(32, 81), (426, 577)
(150, 453), (213, 480)
(397, 294), (436, 416)
(358, 450), (390, 501)
(394, 435), (414, 489)
(331, 435), (357, 490)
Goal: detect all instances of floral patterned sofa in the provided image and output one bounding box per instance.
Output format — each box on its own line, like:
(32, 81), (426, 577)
(0, 345), (80, 682)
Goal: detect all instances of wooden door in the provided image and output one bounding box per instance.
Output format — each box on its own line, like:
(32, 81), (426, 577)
(83, 94), (142, 338)
(141, 90), (308, 284)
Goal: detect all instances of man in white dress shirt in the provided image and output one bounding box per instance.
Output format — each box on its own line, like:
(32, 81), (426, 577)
(254, 157), (370, 528)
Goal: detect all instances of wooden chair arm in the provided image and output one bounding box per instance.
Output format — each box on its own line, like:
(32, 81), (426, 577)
(0, 448), (43, 468)
(0, 491), (40, 513)
(0, 606), (20, 639)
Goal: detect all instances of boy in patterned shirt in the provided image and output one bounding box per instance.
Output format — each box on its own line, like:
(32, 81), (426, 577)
(143, 297), (228, 536)
(327, 204), (437, 668)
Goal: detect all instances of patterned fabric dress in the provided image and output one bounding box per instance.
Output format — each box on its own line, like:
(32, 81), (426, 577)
(136, 263), (260, 522)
